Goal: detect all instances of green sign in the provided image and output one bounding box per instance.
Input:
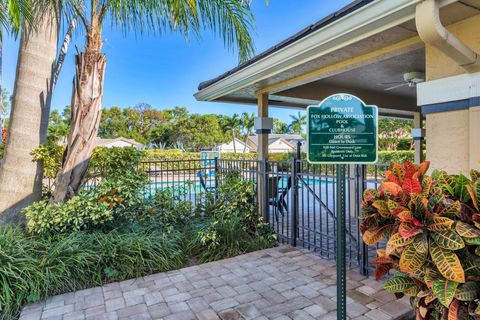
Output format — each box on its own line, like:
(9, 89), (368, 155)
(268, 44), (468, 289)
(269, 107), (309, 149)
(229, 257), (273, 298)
(307, 93), (378, 164)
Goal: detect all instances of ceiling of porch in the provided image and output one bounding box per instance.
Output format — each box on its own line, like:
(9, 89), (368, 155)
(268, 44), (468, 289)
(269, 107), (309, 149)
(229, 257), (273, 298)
(197, 0), (480, 118)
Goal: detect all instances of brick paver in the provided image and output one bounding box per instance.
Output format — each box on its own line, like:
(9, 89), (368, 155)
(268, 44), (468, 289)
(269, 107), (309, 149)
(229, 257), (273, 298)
(20, 246), (414, 320)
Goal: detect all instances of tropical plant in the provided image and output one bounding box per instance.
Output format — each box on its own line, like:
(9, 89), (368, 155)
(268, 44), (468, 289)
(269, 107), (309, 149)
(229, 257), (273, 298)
(289, 112), (306, 134)
(0, 0), (73, 223)
(220, 113), (242, 153)
(360, 161), (480, 319)
(52, 0), (256, 202)
(241, 112), (255, 153)
(25, 148), (148, 235)
(188, 173), (276, 262)
(0, 223), (185, 319)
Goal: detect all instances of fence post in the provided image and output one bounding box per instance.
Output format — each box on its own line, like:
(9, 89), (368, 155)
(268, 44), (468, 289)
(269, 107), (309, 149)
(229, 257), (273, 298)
(336, 164), (347, 320)
(291, 156), (298, 247)
(358, 165), (369, 276)
(214, 157), (219, 200)
(257, 159), (268, 223)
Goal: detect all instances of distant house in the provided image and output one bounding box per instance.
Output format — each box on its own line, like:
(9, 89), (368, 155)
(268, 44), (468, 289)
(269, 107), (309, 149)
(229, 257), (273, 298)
(217, 138), (251, 153)
(246, 134), (305, 153)
(94, 137), (145, 150)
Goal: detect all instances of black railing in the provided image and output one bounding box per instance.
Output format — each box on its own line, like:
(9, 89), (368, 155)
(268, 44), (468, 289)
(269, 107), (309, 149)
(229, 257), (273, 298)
(43, 157), (388, 274)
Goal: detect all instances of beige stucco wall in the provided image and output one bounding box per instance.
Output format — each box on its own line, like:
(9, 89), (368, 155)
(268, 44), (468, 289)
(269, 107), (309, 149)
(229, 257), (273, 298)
(424, 14), (480, 174)
(426, 110), (470, 174)
(426, 14), (480, 81)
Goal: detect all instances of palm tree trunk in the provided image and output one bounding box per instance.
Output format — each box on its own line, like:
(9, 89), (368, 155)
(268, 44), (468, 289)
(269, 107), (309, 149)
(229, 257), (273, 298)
(51, 25), (106, 203)
(0, 14), (58, 224)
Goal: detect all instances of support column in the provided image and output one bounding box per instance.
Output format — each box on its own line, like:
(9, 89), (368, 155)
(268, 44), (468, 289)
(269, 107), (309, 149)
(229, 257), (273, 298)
(256, 93), (270, 222)
(412, 112), (424, 164)
(257, 93), (269, 160)
(470, 105), (480, 171)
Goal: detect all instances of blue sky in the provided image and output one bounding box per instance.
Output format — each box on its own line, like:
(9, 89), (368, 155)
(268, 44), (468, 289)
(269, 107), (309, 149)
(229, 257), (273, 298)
(2, 0), (352, 123)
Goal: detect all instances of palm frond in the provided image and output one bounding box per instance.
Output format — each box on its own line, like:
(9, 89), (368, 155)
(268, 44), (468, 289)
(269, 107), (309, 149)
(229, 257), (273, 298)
(0, 0), (34, 38)
(102, 0), (255, 63)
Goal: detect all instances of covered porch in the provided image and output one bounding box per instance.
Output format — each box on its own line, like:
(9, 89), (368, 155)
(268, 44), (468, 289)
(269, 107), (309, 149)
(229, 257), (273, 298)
(195, 0), (480, 174)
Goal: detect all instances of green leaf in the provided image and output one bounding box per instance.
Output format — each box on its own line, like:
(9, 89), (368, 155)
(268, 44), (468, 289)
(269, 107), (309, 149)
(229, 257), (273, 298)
(413, 233), (428, 253)
(454, 174), (471, 203)
(439, 201), (461, 218)
(471, 169), (480, 183)
(432, 278), (458, 307)
(428, 216), (454, 232)
(388, 232), (414, 247)
(429, 241), (465, 283)
(464, 237), (480, 245)
(431, 231), (465, 250)
(384, 275), (416, 293)
(473, 180), (480, 209)
(454, 281), (479, 301)
(399, 244), (427, 273)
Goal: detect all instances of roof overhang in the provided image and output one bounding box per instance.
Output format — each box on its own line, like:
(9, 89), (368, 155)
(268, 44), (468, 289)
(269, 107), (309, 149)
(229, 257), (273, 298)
(195, 0), (457, 105)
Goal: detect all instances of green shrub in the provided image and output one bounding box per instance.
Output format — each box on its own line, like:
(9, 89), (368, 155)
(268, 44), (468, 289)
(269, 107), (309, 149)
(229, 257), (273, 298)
(361, 162), (480, 319)
(0, 224), (185, 319)
(24, 171), (148, 235)
(377, 150), (414, 164)
(151, 188), (193, 227)
(187, 174), (276, 262)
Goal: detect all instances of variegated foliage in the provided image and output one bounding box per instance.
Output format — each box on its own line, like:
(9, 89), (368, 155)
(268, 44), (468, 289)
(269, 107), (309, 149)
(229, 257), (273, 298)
(360, 161), (480, 320)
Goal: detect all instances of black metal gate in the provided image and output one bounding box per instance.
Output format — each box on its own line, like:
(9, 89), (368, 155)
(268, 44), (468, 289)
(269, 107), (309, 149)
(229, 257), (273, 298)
(264, 158), (386, 274)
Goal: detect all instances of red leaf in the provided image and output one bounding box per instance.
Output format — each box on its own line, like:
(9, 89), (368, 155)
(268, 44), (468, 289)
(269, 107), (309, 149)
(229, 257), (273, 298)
(403, 178), (422, 195)
(396, 208), (414, 222)
(403, 161), (417, 179)
(398, 222), (423, 239)
(375, 264), (393, 280)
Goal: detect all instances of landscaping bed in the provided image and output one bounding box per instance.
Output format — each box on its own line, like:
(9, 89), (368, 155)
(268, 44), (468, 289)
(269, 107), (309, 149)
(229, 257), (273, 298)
(0, 150), (276, 319)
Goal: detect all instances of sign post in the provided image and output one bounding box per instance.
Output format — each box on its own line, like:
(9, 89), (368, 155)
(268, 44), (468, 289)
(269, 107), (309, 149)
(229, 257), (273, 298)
(306, 93), (378, 320)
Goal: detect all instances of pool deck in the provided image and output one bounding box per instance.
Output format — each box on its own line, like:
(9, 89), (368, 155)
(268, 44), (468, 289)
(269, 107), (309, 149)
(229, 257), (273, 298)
(20, 245), (414, 320)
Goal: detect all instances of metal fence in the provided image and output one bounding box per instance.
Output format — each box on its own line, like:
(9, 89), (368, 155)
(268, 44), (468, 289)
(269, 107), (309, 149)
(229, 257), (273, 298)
(44, 157), (387, 274)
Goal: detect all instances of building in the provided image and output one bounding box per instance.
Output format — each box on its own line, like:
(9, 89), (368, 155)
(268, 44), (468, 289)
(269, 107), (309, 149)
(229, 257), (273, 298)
(94, 137), (145, 150)
(195, 0), (480, 174)
(246, 134), (304, 153)
(217, 138), (251, 153)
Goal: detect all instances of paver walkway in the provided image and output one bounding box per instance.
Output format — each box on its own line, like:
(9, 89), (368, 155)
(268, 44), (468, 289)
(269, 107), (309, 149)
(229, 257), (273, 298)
(20, 246), (414, 320)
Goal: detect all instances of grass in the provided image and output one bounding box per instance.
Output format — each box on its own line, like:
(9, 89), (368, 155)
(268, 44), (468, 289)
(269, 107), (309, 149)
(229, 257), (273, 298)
(0, 223), (186, 319)
(0, 216), (275, 319)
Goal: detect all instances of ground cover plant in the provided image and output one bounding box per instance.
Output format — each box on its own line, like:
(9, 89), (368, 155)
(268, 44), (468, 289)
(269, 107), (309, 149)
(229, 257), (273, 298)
(360, 161), (480, 319)
(1, 151), (276, 319)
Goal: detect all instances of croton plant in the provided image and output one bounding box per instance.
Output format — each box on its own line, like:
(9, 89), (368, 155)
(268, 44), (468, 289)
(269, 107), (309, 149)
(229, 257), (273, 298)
(360, 161), (480, 320)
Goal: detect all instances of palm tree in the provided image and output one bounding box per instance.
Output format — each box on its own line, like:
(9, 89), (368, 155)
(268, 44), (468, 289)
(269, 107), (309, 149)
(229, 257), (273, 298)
(0, 0), (34, 135)
(221, 114), (241, 153)
(0, 1), (60, 223)
(241, 112), (254, 153)
(289, 112), (307, 134)
(51, 0), (256, 202)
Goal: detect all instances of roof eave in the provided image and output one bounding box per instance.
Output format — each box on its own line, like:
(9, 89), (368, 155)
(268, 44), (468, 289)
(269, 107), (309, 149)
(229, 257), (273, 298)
(195, 0), (457, 103)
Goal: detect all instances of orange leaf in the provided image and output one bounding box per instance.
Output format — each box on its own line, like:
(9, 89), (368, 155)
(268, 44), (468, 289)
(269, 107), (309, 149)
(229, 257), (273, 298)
(403, 178), (422, 195)
(416, 161), (431, 178)
(381, 181), (403, 196)
(448, 299), (459, 320)
(397, 209), (414, 223)
(385, 170), (400, 185)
